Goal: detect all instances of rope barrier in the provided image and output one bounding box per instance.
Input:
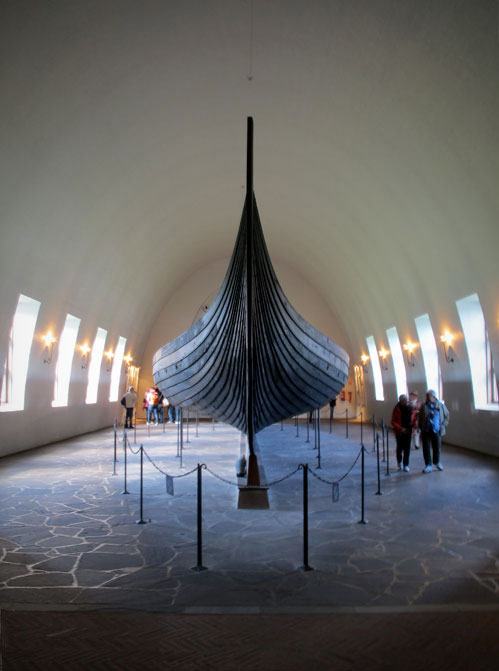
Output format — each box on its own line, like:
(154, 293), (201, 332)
(309, 447), (362, 485)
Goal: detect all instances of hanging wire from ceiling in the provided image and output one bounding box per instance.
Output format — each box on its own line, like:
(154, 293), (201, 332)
(248, 0), (254, 81)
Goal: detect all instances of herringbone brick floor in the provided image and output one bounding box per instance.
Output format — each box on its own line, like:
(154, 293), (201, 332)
(2, 609), (499, 670)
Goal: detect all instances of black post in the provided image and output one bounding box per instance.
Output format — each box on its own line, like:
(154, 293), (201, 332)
(316, 410), (321, 469)
(133, 411), (137, 444)
(360, 412), (363, 445)
(196, 411), (199, 437)
(385, 427), (391, 476)
(137, 445), (147, 524)
(300, 464), (313, 571)
(346, 408), (349, 439)
(186, 410), (190, 443)
(372, 414), (376, 452)
(381, 420), (386, 461)
(306, 415), (310, 443)
(375, 434), (382, 495)
(358, 446), (367, 524)
(179, 408), (184, 469)
(176, 416), (180, 457)
(122, 437), (129, 495)
(113, 419), (118, 463)
(191, 464), (207, 571)
(313, 410), (318, 450)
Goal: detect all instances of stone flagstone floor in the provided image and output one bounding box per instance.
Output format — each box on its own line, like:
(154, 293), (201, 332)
(0, 418), (498, 613)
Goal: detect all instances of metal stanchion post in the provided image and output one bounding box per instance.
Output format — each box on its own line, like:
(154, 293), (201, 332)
(295, 415), (299, 438)
(372, 415), (376, 452)
(385, 428), (391, 476)
(300, 464), (313, 571)
(122, 437), (129, 495)
(313, 410), (318, 450)
(316, 410), (321, 469)
(186, 410), (190, 443)
(381, 420), (386, 461)
(113, 420), (118, 463)
(360, 411), (363, 445)
(346, 408), (349, 438)
(176, 416), (180, 458)
(375, 434), (382, 495)
(137, 445), (147, 524)
(179, 408), (184, 469)
(133, 411), (137, 444)
(306, 415), (310, 443)
(358, 446), (367, 524)
(196, 411), (199, 437)
(191, 464), (207, 571)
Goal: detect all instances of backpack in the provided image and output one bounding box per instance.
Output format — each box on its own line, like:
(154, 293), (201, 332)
(120, 396), (126, 407)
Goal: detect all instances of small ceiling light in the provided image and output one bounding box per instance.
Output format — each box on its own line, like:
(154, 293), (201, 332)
(378, 348), (389, 370)
(124, 354), (133, 370)
(440, 331), (455, 363)
(360, 354), (370, 370)
(403, 341), (417, 367)
(42, 331), (56, 364)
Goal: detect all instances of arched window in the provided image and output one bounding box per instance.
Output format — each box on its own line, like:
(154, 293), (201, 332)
(366, 335), (384, 401)
(0, 294), (41, 412)
(414, 314), (443, 400)
(456, 293), (498, 411)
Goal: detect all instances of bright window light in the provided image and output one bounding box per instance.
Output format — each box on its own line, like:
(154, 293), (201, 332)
(366, 335), (384, 401)
(52, 314), (81, 407)
(0, 294), (41, 412)
(456, 293), (498, 411)
(85, 327), (107, 404)
(414, 314), (442, 399)
(109, 336), (126, 401)
(386, 326), (407, 399)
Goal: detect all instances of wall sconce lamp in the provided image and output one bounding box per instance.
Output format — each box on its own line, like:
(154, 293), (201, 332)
(378, 348), (389, 370)
(42, 331), (56, 364)
(80, 344), (91, 369)
(403, 341), (417, 367)
(104, 349), (114, 372)
(124, 354), (133, 371)
(440, 331), (455, 363)
(360, 354), (370, 371)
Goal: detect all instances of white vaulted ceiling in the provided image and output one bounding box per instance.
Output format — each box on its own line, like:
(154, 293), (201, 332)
(1, 0), (498, 386)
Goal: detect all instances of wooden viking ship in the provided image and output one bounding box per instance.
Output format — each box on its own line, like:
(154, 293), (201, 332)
(153, 119), (349, 482)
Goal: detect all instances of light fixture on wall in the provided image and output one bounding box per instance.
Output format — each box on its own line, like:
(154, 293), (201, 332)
(440, 331), (455, 363)
(378, 347), (389, 370)
(360, 353), (370, 371)
(124, 354), (133, 372)
(80, 344), (91, 369)
(104, 349), (114, 372)
(42, 331), (56, 364)
(403, 341), (417, 367)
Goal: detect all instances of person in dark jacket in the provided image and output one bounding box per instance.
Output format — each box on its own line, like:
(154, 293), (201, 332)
(391, 394), (416, 472)
(418, 389), (450, 473)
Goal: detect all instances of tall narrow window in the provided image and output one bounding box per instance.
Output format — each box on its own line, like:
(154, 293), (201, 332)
(366, 335), (384, 401)
(414, 314), (442, 399)
(486, 331), (498, 405)
(386, 326), (407, 399)
(86, 328), (107, 404)
(0, 294), (41, 412)
(456, 293), (498, 411)
(52, 314), (81, 407)
(109, 336), (126, 402)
